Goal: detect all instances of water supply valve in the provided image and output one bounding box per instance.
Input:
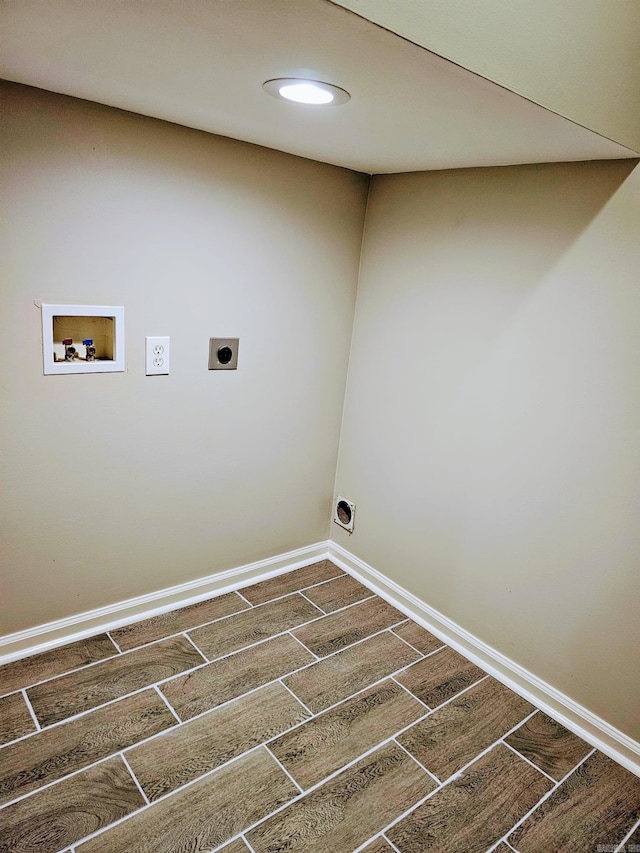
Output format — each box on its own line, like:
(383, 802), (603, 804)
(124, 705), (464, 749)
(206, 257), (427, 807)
(62, 338), (77, 361)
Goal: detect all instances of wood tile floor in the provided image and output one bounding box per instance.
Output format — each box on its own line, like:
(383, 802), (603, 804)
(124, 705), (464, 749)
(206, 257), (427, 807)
(1, 560), (639, 853)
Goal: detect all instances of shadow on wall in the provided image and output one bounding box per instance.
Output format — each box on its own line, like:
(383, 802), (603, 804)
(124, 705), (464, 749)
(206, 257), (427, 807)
(336, 159), (640, 739)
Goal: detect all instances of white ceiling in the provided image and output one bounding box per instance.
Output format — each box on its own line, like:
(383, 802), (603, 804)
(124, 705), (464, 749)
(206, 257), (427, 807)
(1, 0), (636, 174)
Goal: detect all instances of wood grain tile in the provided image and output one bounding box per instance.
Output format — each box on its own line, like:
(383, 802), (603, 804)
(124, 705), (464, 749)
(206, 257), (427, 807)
(395, 646), (485, 708)
(626, 822), (640, 846)
(505, 711), (591, 780)
(0, 635), (117, 697)
(127, 682), (310, 800)
(218, 840), (251, 853)
(0, 692), (36, 745)
(387, 744), (552, 853)
(27, 636), (203, 727)
(626, 826), (640, 853)
(284, 631), (420, 714)
(247, 742), (435, 853)
(241, 560), (344, 605)
(76, 748), (298, 853)
(292, 597), (406, 657)
(302, 574), (374, 613)
(161, 633), (315, 721)
(270, 679), (425, 789)
(392, 622), (444, 656)
(189, 593), (322, 660)
(0, 689), (176, 807)
(398, 677), (534, 781)
(361, 838), (396, 853)
(509, 750), (640, 853)
(0, 756), (145, 853)
(110, 591), (249, 651)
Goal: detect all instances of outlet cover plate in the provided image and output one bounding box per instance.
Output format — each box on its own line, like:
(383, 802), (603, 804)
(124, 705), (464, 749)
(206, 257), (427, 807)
(146, 336), (170, 375)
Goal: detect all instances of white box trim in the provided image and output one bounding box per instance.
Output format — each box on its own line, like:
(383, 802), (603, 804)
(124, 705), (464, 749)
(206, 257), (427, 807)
(41, 303), (125, 374)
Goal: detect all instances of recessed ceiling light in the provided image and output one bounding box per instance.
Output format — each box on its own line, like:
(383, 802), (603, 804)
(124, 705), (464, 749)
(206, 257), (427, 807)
(263, 78), (350, 106)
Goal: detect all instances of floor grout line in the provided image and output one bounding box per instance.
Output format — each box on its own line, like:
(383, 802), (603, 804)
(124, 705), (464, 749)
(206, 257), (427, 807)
(24, 659), (214, 731)
(104, 594), (252, 651)
(166, 702), (600, 853)
(380, 833), (401, 853)
(295, 591), (401, 629)
(2, 564), (636, 853)
(502, 734), (558, 783)
(259, 625), (421, 685)
(297, 589), (327, 614)
(264, 676), (430, 755)
(393, 671), (491, 718)
(267, 720), (442, 801)
(0, 632), (203, 699)
(440, 729), (534, 787)
(352, 834), (385, 853)
(390, 629), (446, 658)
(166, 600), (404, 674)
(375, 783), (442, 841)
(0, 576), (382, 701)
(120, 752), (150, 806)
(21, 688), (41, 731)
(8, 617), (346, 739)
(616, 817), (640, 852)
(312, 591), (378, 616)
(286, 630), (320, 660)
(60, 742), (282, 850)
(235, 590), (254, 607)
(278, 655), (431, 721)
(0, 589), (301, 697)
(238, 570), (347, 608)
(383, 833), (404, 853)
(264, 744), (303, 794)
(0, 750), (127, 811)
(153, 684), (182, 724)
(242, 834), (258, 853)
(213, 728), (437, 843)
(0, 681), (195, 754)
(0, 647), (123, 700)
(106, 631), (123, 653)
(391, 676), (431, 710)
(111, 594), (321, 658)
(493, 746), (597, 847)
(278, 678), (314, 717)
(394, 738), (441, 785)
(180, 630), (209, 662)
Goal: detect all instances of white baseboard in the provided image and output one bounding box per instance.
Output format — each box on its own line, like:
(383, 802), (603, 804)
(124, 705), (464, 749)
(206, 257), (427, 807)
(0, 541), (329, 664)
(327, 540), (640, 778)
(3, 537), (638, 778)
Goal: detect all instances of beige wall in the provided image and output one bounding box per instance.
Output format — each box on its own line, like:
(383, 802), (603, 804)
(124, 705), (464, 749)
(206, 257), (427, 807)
(334, 0), (640, 152)
(3, 80), (639, 746)
(0, 82), (369, 634)
(334, 160), (640, 739)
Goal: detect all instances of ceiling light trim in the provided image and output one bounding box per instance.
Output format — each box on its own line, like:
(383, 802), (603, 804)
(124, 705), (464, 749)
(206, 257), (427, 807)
(263, 78), (351, 106)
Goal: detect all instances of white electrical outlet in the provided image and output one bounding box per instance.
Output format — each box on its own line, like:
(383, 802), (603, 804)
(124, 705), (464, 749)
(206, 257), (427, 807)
(145, 336), (170, 375)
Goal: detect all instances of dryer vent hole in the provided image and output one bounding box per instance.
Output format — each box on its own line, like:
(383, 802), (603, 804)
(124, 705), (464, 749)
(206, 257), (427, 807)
(337, 501), (351, 525)
(334, 496), (355, 533)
